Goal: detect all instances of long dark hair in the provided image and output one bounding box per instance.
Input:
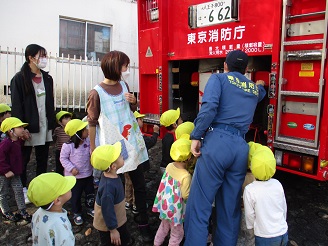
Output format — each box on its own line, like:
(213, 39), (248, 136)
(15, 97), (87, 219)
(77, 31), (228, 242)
(101, 50), (130, 81)
(69, 128), (84, 149)
(21, 44), (47, 95)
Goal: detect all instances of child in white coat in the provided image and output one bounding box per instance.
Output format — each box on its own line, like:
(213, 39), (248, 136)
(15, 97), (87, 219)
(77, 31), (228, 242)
(243, 145), (288, 246)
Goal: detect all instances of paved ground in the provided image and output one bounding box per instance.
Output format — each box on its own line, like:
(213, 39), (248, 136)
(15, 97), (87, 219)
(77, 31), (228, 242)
(1, 140), (328, 245)
(275, 171), (328, 246)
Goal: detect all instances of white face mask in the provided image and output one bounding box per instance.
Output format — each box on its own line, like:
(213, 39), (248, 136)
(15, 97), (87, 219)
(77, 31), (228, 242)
(34, 57), (47, 69)
(121, 71), (130, 82)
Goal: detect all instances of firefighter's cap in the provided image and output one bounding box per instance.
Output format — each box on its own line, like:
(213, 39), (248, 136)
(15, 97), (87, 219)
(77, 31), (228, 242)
(175, 121), (194, 139)
(56, 111), (72, 122)
(225, 50), (248, 70)
(64, 119), (88, 136)
(134, 111), (145, 119)
(0, 104), (11, 114)
(170, 137), (192, 162)
(27, 173), (76, 207)
(160, 108), (180, 127)
(0, 117), (28, 133)
(251, 146), (276, 181)
(91, 142), (122, 171)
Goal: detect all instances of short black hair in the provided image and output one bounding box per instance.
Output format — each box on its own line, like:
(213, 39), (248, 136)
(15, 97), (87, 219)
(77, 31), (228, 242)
(69, 128), (84, 149)
(59, 114), (72, 122)
(165, 124), (175, 131)
(0, 111), (10, 118)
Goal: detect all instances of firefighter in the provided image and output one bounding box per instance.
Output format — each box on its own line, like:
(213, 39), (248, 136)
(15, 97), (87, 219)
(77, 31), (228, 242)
(184, 50), (266, 246)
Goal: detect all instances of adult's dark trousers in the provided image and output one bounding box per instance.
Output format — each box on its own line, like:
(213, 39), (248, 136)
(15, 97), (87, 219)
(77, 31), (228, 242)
(128, 164), (148, 224)
(21, 142), (50, 187)
(184, 128), (248, 246)
(70, 175), (95, 214)
(55, 149), (64, 176)
(98, 223), (131, 246)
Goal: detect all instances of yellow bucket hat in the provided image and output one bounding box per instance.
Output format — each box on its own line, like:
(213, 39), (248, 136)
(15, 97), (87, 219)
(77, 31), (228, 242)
(56, 111), (72, 122)
(64, 119), (88, 136)
(133, 111), (146, 119)
(91, 142), (122, 171)
(27, 173), (76, 207)
(170, 138), (192, 162)
(251, 146), (276, 181)
(160, 108), (180, 127)
(179, 133), (191, 140)
(248, 141), (262, 168)
(175, 121), (194, 139)
(0, 117), (28, 133)
(0, 104), (11, 114)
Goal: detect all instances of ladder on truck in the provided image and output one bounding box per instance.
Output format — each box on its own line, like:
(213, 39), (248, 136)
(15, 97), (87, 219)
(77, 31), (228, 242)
(274, 0), (328, 155)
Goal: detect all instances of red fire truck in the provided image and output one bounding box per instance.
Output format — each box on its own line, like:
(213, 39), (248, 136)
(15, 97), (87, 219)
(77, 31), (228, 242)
(137, 0), (328, 180)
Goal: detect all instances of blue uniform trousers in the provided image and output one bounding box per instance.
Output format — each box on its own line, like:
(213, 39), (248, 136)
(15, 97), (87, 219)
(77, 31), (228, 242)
(184, 127), (248, 246)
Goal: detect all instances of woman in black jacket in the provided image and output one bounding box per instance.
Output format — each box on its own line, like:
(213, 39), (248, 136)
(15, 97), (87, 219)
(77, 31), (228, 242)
(10, 44), (55, 204)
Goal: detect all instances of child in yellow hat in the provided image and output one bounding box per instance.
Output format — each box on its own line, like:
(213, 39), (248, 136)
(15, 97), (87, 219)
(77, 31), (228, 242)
(0, 104), (12, 142)
(242, 141), (261, 194)
(53, 111), (72, 175)
(0, 104), (30, 143)
(152, 137), (192, 246)
(134, 111), (161, 140)
(160, 108), (182, 173)
(175, 121), (194, 140)
(134, 111), (160, 169)
(28, 173), (76, 245)
(175, 122), (196, 175)
(91, 142), (134, 246)
(243, 145), (288, 245)
(0, 117), (32, 222)
(60, 119), (94, 226)
(124, 111), (160, 214)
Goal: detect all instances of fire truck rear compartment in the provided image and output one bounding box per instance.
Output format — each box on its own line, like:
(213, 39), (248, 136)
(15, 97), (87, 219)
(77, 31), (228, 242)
(168, 56), (271, 145)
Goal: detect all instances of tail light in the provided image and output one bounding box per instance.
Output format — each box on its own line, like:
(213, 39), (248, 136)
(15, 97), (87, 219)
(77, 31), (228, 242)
(275, 149), (316, 175)
(283, 152), (301, 170)
(301, 156), (315, 174)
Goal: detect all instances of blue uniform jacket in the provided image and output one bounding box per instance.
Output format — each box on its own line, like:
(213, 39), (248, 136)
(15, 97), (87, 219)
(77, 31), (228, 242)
(191, 72), (266, 140)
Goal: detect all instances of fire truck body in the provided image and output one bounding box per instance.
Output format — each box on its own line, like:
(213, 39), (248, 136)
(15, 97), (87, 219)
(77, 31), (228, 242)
(137, 0), (328, 180)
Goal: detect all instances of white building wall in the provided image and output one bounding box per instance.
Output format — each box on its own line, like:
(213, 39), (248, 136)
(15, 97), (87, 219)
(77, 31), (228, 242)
(0, 0), (139, 109)
(0, 0), (138, 62)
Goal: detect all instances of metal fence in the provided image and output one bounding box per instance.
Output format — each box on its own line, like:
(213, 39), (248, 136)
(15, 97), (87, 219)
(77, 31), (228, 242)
(0, 47), (139, 111)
